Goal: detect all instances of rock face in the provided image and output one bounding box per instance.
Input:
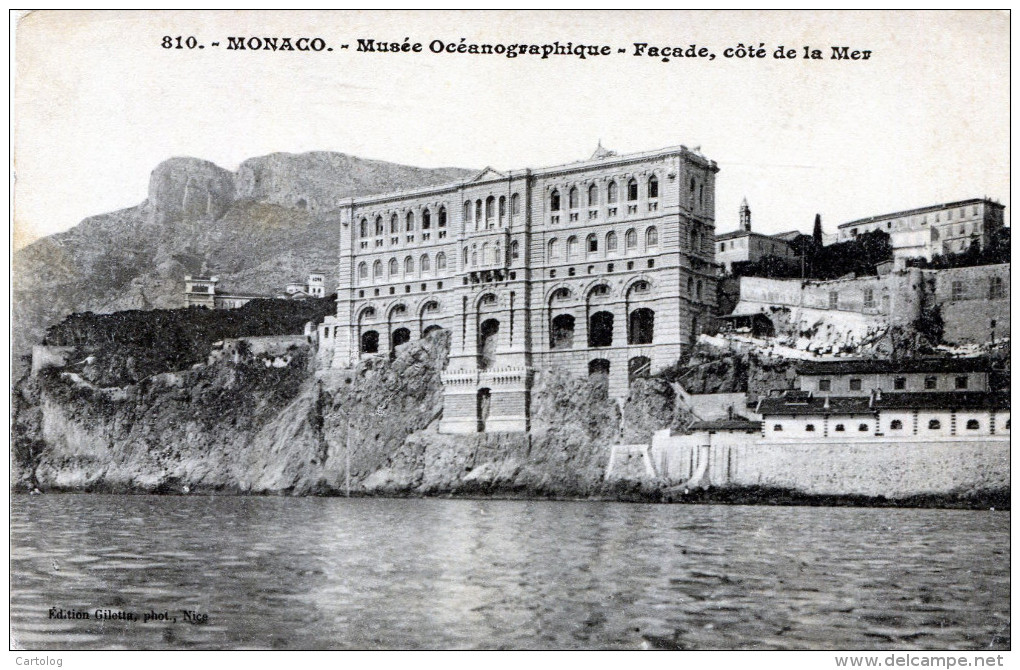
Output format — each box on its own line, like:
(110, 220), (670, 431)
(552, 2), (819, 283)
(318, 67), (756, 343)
(13, 152), (474, 376)
(11, 328), (687, 498)
(148, 157), (236, 226)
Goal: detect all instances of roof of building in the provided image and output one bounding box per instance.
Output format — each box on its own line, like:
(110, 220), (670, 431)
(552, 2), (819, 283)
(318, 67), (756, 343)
(874, 391), (1010, 411)
(689, 420), (763, 432)
(772, 230), (806, 241)
(342, 144), (717, 208)
(796, 357), (991, 376)
(838, 198), (1004, 229)
(757, 395), (875, 417)
(757, 390), (1009, 416)
(716, 230), (794, 242)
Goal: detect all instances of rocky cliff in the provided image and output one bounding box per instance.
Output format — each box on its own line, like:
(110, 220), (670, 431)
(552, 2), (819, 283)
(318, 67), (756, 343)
(14, 325), (714, 498)
(13, 153), (474, 374)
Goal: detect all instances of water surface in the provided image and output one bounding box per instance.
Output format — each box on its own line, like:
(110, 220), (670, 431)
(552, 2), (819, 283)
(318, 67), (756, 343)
(10, 495), (1010, 649)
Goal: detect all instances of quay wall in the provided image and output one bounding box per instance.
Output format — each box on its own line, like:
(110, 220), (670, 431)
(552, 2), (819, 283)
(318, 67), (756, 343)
(650, 432), (1009, 498)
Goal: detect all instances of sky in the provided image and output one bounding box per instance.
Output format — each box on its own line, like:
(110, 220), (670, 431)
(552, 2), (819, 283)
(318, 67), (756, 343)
(13, 10), (1010, 249)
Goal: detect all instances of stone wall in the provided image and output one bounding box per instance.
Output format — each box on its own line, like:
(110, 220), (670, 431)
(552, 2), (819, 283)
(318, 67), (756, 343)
(651, 432), (1009, 498)
(930, 264), (1010, 344)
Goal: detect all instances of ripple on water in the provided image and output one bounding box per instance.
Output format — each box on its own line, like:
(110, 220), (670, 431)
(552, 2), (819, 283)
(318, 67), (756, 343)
(9, 496), (1010, 650)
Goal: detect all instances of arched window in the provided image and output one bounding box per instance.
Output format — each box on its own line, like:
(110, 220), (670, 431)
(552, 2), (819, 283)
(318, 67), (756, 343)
(438, 206), (447, 228)
(359, 218), (368, 238)
(511, 193), (520, 215)
(569, 187), (579, 209)
(835, 424), (845, 432)
(375, 216), (384, 236)
(606, 231), (618, 252)
(696, 281), (703, 300)
(475, 200), (482, 227)
(485, 196), (495, 222)
(566, 236), (579, 259)
(471, 247), (478, 266)
(966, 419), (980, 430)
(625, 228), (637, 250)
(406, 211), (415, 232)
(548, 238), (560, 259)
(607, 181), (618, 203)
(510, 240), (519, 260)
(421, 254), (431, 273)
(494, 241), (501, 264)
(360, 330), (379, 354)
(498, 196), (506, 224)
(929, 419), (941, 430)
(628, 308), (654, 345)
(773, 424), (783, 431)
(587, 233), (598, 253)
(463, 201), (471, 222)
(463, 247), (469, 267)
(550, 314), (575, 350)
(690, 176), (696, 193)
(699, 184), (704, 205)
(890, 420), (903, 430)
(373, 260), (383, 278)
(627, 178), (638, 201)
(404, 256), (414, 274)
(422, 209), (431, 229)
(436, 252), (446, 270)
(588, 183), (598, 206)
(390, 214), (399, 234)
(358, 262), (368, 281)
(646, 226), (658, 247)
(482, 242), (490, 265)
(389, 258), (399, 276)
(648, 174), (659, 198)
(550, 189), (561, 212)
(858, 424), (869, 432)
(805, 424), (815, 432)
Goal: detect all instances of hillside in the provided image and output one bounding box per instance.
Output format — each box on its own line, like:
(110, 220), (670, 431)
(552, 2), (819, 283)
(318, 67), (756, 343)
(12, 152), (474, 371)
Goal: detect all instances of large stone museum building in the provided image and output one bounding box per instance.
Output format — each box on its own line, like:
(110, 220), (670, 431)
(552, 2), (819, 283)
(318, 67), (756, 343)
(316, 144), (720, 433)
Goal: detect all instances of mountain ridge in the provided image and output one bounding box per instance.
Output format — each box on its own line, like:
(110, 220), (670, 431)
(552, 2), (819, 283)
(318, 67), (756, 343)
(13, 151), (476, 371)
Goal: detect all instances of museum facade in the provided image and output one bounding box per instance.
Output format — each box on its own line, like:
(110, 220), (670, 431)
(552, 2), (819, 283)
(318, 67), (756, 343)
(316, 144), (720, 433)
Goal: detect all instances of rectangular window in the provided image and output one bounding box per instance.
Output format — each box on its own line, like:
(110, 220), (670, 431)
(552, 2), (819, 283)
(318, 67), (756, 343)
(829, 291), (839, 309)
(818, 379), (831, 392)
(924, 376), (937, 390)
(955, 375), (968, 390)
(863, 288), (875, 309)
(849, 378), (862, 391)
(894, 377), (906, 390)
(951, 281), (965, 301)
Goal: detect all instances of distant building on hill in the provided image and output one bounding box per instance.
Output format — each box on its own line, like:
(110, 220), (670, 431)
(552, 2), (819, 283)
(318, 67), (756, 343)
(835, 198), (1005, 261)
(715, 198), (801, 274)
(185, 272), (326, 308)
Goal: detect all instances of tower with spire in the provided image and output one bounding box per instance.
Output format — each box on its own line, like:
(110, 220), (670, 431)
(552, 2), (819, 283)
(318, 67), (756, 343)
(740, 197), (751, 232)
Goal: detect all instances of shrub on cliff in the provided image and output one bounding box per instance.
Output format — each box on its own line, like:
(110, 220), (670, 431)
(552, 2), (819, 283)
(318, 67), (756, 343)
(42, 297), (335, 383)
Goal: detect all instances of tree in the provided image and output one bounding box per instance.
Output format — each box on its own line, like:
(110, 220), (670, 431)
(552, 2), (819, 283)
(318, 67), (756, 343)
(812, 214), (823, 247)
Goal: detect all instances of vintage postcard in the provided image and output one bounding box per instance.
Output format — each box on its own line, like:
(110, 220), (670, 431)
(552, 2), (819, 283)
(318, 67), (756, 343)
(10, 9), (1010, 661)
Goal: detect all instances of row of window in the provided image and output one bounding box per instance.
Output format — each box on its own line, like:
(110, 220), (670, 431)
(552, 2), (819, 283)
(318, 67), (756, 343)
(773, 418), (997, 432)
(356, 207), (448, 239)
(817, 375), (970, 392)
(547, 227), (658, 261)
(550, 176), (658, 213)
(357, 281), (445, 299)
(358, 253), (449, 283)
(547, 258), (660, 280)
(951, 277), (1005, 301)
(464, 194), (521, 231)
(846, 205), (983, 238)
